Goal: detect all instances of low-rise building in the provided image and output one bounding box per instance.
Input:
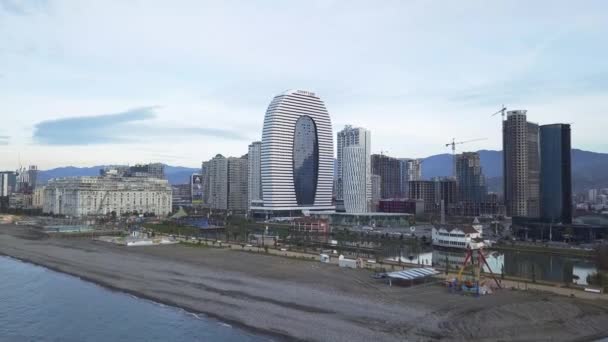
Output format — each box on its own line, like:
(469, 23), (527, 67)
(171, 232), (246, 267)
(431, 220), (484, 249)
(378, 198), (424, 217)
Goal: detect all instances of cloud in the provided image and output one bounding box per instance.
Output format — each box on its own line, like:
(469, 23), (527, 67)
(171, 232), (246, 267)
(33, 107), (156, 145)
(0, 0), (47, 15)
(32, 106), (249, 145)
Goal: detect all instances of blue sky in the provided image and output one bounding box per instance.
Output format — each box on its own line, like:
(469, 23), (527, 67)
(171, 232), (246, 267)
(1, 0), (607, 169)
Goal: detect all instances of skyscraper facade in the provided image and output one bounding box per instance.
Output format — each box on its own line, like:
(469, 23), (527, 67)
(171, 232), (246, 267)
(503, 110), (540, 218)
(257, 90), (334, 212)
(248, 141), (263, 209)
(336, 125), (371, 203)
(343, 145), (367, 213)
(202, 154), (249, 211)
(227, 155), (249, 212)
(0, 171), (17, 197)
(540, 124), (572, 224)
(455, 152), (487, 203)
(409, 178), (456, 214)
(399, 158), (422, 198)
(202, 154), (228, 210)
(371, 154), (401, 199)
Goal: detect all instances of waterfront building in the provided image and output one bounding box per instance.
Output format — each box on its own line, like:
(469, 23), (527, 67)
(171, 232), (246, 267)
(202, 154), (248, 211)
(343, 145), (367, 213)
(42, 175), (172, 217)
(540, 124), (572, 224)
(202, 155), (228, 210)
(336, 125), (371, 203)
(409, 178), (457, 214)
(588, 189), (598, 203)
(455, 152), (487, 203)
(127, 163), (164, 179)
(227, 155), (248, 212)
(371, 154), (401, 199)
(101, 163), (165, 180)
(378, 198), (424, 216)
(191, 174), (203, 205)
(32, 186), (45, 209)
(432, 220), (484, 249)
(248, 141), (263, 209)
(371, 174), (381, 211)
(256, 89), (334, 213)
(172, 184), (192, 208)
(503, 110), (540, 218)
(15, 165), (38, 193)
(399, 158), (422, 198)
(0, 171), (17, 197)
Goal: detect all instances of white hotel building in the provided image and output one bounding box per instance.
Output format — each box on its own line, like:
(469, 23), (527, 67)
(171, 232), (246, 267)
(432, 219), (485, 249)
(254, 89), (334, 213)
(43, 176), (172, 217)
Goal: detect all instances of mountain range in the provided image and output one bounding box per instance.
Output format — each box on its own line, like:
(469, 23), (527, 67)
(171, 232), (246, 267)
(37, 165), (200, 186)
(37, 149), (608, 194)
(421, 149), (608, 193)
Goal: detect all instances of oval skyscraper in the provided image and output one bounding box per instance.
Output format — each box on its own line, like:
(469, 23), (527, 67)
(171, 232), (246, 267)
(257, 90), (334, 213)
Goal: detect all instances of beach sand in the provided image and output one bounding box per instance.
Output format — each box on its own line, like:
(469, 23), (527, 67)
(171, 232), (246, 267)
(1, 224), (608, 341)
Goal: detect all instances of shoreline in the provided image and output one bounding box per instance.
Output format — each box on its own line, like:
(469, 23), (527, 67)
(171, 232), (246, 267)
(0, 253), (292, 342)
(2, 224), (608, 341)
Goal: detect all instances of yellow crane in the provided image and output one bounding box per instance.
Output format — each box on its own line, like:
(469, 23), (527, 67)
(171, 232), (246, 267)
(445, 138), (487, 176)
(491, 105), (507, 120)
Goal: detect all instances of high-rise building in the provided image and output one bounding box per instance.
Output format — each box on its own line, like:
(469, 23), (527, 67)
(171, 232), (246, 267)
(540, 124), (572, 224)
(202, 154), (248, 211)
(371, 174), (381, 211)
(455, 152), (487, 203)
(202, 154), (228, 210)
(227, 155), (248, 212)
(409, 178), (457, 214)
(371, 154), (401, 199)
(336, 125), (371, 203)
(100, 163), (165, 180)
(0, 171), (17, 197)
(343, 145), (367, 213)
(503, 110), (540, 218)
(248, 141), (263, 209)
(15, 165), (38, 193)
(191, 174), (203, 204)
(399, 158), (422, 198)
(172, 184), (192, 208)
(589, 189), (598, 203)
(256, 90), (334, 213)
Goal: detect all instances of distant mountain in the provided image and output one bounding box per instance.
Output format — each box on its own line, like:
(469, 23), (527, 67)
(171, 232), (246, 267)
(421, 149), (608, 193)
(38, 164), (200, 185)
(38, 148), (608, 192)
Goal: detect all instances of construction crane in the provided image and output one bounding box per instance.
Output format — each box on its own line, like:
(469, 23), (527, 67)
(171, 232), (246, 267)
(491, 105), (507, 120)
(445, 138), (488, 176)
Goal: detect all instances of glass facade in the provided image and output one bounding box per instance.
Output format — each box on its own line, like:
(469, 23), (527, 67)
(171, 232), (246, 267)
(292, 116), (319, 205)
(540, 124), (572, 224)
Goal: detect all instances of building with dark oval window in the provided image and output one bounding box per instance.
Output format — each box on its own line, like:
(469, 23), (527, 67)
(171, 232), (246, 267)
(254, 90), (334, 214)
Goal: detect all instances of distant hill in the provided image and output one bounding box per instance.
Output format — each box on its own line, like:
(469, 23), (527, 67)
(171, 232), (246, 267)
(38, 148), (608, 192)
(38, 164), (200, 185)
(421, 149), (608, 193)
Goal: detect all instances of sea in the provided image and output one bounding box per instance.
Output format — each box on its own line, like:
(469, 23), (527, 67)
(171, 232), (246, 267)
(0, 256), (272, 342)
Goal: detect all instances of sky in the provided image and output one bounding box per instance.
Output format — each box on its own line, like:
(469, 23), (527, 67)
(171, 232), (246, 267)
(1, 0), (607, 170)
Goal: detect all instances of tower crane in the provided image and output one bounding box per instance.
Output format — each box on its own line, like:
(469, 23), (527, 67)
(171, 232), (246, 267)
(445, 138), (488, 176)
(491, 105), (507, 120)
